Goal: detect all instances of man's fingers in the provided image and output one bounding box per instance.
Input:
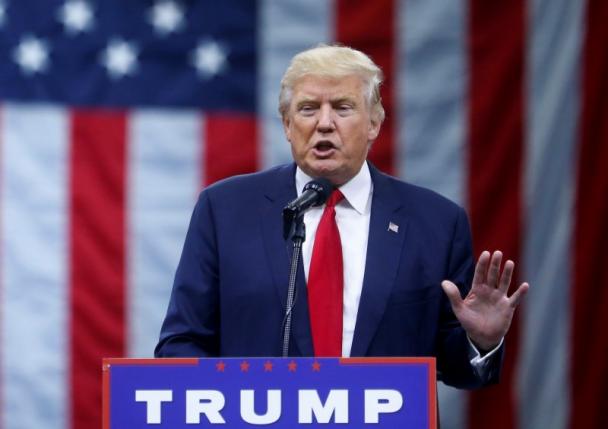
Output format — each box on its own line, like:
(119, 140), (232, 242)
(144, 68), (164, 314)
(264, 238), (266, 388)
(508, 282), (530, 308)
(441, 280), (463, 310)
(486, 251), (503, 288)
(498, 260), (514, 293)
(472, 251), (491, 287)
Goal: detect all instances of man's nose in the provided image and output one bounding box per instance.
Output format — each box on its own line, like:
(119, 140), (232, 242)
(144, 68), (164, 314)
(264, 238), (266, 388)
(317, 105), (335, 132)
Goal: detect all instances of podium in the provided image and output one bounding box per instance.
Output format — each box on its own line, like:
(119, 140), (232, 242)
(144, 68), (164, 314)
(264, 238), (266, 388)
(103, 357), (436, 428)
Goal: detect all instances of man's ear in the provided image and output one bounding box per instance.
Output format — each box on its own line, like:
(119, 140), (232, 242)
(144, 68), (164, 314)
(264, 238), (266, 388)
(368, 115), (381, 141)
(282, 115), (292, 142)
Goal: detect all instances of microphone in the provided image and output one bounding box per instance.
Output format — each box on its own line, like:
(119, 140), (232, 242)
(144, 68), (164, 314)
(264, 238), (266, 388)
(282, 178), (333, 239)
(281, 177), (333, 355)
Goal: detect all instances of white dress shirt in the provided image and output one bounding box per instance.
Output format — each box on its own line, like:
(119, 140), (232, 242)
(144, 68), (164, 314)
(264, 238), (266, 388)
(295, 162), (501, 366)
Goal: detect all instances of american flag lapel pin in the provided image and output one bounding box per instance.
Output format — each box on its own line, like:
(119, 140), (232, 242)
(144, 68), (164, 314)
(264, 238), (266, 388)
(388, 222), (399, 233)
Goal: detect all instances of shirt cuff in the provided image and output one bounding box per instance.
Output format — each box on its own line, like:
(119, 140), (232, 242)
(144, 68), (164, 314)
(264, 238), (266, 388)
(467, 336), (503, 375)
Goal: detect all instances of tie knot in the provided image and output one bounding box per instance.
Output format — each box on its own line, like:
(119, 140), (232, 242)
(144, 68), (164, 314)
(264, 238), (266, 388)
(326, 189), (344, 208)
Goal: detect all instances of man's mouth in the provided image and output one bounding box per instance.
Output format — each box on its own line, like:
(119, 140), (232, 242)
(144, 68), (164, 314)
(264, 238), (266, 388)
(312, 141), (336, 156)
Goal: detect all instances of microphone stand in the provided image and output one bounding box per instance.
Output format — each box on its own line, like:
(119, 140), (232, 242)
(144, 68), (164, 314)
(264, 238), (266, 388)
(281, 214), (305, 357)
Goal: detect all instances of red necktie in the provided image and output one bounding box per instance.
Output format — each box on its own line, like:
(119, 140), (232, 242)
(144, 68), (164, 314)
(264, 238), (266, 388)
(307, 189), (344, 357)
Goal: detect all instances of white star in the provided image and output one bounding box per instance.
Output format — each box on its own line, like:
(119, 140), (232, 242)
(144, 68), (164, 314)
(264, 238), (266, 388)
(58, 0), (94, 34)
(191, 40), (228, 78)
(100, 39), (138, 79)
(13, 36), (50, 75)
(148, 0), (185, 36)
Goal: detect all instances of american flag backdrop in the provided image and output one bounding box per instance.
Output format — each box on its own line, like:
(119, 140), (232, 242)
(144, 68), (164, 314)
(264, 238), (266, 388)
(0, 0), (606, 428)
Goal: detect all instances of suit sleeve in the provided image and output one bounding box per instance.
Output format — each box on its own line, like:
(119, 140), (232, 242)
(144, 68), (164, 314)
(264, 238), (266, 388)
(154, 191), (221, 357)
(436, 207), (504, 388)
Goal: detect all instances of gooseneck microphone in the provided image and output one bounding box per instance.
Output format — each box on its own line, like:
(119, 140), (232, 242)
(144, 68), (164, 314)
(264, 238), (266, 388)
(281, 177), (333, 356)
(282, 177), (333, 239)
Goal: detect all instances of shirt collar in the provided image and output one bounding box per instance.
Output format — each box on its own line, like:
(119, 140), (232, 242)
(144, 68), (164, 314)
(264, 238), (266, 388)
(295, 161), (372, 215)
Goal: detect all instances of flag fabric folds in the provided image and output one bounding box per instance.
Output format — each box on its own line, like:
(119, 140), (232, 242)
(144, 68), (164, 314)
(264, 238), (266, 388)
(0, 1), (606, 428)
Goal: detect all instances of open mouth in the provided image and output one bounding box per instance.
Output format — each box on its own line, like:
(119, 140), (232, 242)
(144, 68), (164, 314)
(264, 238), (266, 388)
(313, 141), (336, 154)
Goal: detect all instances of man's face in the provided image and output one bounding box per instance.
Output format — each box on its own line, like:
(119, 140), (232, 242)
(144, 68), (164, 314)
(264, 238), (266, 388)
(282, 74), (381, 186)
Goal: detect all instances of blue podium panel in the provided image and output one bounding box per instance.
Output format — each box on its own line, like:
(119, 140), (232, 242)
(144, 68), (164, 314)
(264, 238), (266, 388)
(103, 357), (436, 429)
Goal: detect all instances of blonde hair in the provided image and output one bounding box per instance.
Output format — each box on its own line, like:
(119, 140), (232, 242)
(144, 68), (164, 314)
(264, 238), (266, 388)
(278, 44), (385, 122)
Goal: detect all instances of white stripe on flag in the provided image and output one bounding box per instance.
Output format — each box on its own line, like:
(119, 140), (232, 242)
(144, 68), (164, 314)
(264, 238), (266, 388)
(1, 104), (69, 429)
(519, 0), (585, 427)
(258, 0), (334, 169)
(397, 1), (469, 427)
(127, 110), (202, 358)
(397, 0), (468, 207)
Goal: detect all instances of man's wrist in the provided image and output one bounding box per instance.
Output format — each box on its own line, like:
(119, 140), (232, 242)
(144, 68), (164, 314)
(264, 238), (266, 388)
(469, 337), (501, 355)
(467, 336), (503, 359)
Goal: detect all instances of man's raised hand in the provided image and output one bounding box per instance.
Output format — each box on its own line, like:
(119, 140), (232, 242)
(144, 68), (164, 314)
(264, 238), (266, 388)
(441, 250), (529, 351)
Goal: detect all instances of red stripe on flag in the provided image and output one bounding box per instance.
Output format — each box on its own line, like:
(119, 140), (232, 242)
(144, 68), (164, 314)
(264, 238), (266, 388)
(571, 1), (608, 427)
(70, 110), (127, 429)
(336, 0), (396, 175)
(0, 107), (3, 429)
(204, 114), (258, 186)
(467, 1), (525, 428)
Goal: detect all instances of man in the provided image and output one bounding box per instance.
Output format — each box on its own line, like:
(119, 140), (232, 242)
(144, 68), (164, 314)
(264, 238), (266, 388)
(155, 45), (529, 389)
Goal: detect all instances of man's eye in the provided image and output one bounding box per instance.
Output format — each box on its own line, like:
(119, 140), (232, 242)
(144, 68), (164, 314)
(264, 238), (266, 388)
(337, 104), (354, 113)
(299, 105), (316, 114)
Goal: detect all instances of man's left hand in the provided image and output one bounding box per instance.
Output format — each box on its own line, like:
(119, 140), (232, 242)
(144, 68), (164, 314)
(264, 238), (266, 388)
(441, 250), (529, 351)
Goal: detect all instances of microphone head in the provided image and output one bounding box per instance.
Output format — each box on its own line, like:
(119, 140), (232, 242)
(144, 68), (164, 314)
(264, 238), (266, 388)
(282, 177), (334, 240)
(303, 177), (333, 206)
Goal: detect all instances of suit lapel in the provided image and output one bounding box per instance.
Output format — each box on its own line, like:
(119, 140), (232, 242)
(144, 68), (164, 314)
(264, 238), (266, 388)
(350, 166), (409, 356)
(260, 164), (313, 356)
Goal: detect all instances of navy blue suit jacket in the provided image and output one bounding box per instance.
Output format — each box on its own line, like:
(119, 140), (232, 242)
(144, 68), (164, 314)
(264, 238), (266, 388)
(155, 163), (501, 389)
